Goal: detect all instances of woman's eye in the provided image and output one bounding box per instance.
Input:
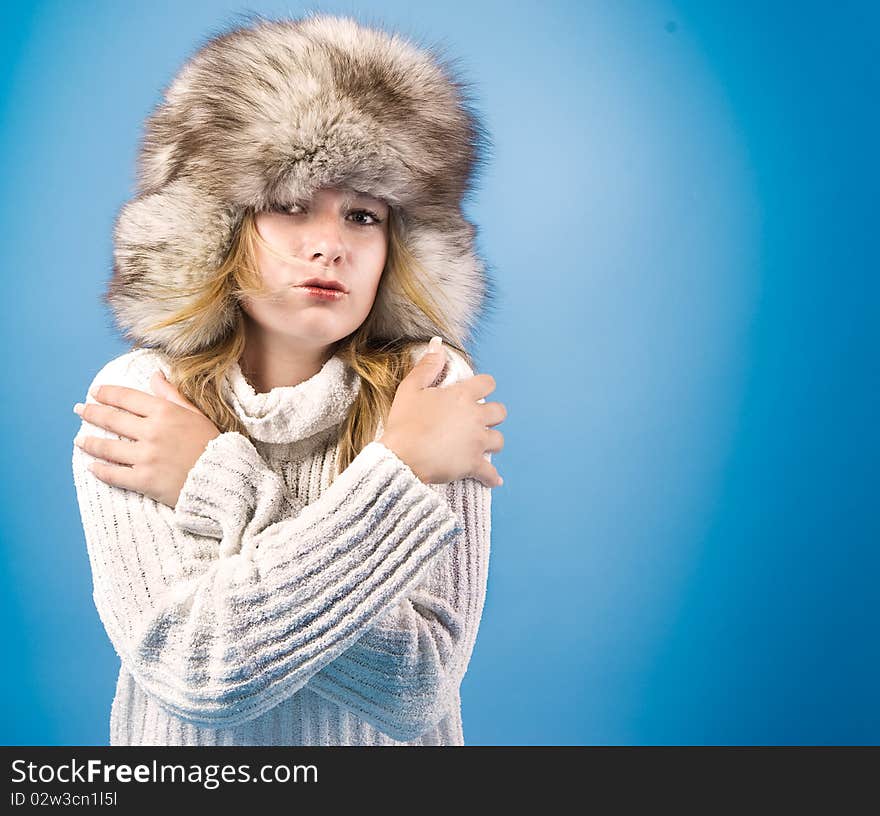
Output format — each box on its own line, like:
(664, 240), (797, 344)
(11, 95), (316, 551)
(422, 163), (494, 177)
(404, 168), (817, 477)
(349, 209), (382, 226)
(266, 204), (382, 226)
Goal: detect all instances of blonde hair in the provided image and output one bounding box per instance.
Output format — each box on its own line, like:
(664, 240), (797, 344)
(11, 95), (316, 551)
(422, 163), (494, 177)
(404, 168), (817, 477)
(138, 206), (472, 477)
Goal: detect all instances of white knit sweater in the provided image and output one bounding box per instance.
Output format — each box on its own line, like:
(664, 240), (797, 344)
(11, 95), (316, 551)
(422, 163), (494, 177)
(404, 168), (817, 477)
(71, 343), (491, 746)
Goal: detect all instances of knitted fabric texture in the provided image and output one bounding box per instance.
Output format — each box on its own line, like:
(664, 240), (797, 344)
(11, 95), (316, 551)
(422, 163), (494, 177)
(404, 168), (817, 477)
(71, 343), (491, 745)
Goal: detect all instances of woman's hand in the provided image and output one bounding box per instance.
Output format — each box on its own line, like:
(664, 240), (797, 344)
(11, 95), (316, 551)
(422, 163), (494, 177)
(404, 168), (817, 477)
(73, 371), (221, 508)
(379, 343), (506, 488)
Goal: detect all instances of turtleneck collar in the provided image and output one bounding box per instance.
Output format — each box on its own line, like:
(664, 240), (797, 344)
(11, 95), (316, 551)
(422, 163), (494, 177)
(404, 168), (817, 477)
(222, 353), (361, 444)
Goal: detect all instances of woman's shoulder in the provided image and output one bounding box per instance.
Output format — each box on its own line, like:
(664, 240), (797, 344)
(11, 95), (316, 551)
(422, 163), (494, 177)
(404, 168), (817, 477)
(407, 341), (475, 388)
(74, 348), (173, 449)
(83, 346), (172, 396)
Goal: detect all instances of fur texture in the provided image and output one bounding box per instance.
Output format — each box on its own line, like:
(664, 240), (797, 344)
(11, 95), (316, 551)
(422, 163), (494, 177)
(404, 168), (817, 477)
(106, 11), (495, 357)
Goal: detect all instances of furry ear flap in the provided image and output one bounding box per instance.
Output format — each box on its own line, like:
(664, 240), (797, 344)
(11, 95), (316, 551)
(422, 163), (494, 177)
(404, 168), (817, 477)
(370, 210), (490, 348)
(107, 178), (240, 356)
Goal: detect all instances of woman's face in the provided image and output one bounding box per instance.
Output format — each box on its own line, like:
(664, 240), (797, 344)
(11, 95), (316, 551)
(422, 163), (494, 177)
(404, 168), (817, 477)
(242, 186), (390, 350)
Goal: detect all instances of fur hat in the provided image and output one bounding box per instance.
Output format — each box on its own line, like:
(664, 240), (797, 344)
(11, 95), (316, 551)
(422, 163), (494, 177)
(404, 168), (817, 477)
(105, 12), (495, 358)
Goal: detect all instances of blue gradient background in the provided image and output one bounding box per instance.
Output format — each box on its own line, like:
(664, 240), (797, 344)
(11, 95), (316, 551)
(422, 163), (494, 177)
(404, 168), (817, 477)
(1, 1), (877, 745)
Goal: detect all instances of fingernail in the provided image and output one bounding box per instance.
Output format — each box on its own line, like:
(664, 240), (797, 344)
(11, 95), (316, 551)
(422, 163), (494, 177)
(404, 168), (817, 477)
(429, 336), (442, 353)
(88, 386), (98, 398)
(497, 476), (504, 486)
(73, 403), (84, 416)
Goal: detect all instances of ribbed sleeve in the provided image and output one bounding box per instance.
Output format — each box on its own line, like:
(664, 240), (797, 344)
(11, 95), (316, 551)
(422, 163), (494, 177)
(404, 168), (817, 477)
(73, 410), (463, 730)
(306, 474), (491, 740)
(172, 433), (491, 741)
(303, 347), (493, 739)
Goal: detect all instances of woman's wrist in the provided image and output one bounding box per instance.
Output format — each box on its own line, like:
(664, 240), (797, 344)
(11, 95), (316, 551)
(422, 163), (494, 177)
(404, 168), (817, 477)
(377, 432), (427, 484)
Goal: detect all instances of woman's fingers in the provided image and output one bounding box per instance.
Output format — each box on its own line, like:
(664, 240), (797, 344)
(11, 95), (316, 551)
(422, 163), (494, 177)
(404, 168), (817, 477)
(480, 400), (507, 428)
(483, 427), (504, 453)
(472, 458), (503, 489)
(75, 402), (143, 441)
(75, 435), (139, 466)
(88, 383), (159, 417)
(458, 372), (497, 402)
(87, 459), (144, 493)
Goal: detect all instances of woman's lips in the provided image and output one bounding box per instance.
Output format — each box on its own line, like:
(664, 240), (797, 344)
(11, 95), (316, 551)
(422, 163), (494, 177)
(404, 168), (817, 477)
(296, 285), (347, 301)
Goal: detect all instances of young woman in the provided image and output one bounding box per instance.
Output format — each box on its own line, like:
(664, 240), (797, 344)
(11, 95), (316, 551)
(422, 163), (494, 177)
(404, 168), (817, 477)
(70, 13), (505, 746)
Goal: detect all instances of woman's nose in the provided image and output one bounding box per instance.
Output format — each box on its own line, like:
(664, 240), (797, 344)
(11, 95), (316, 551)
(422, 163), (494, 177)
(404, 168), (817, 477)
(304, 214), (345, 264)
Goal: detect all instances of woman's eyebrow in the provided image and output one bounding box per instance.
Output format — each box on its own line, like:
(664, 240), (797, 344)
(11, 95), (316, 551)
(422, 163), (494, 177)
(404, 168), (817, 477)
(347, 190), (386, 208)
